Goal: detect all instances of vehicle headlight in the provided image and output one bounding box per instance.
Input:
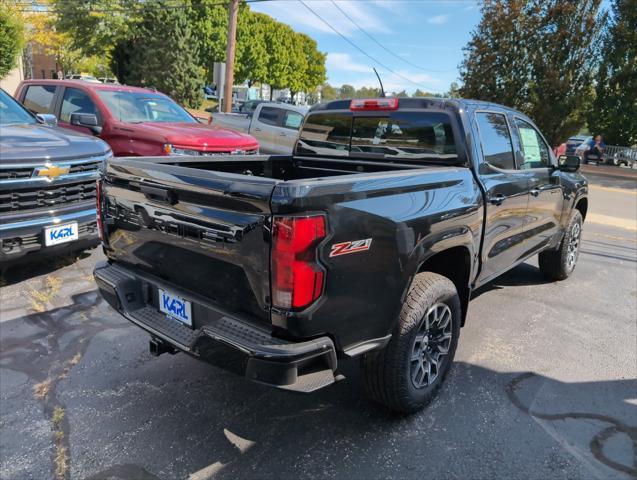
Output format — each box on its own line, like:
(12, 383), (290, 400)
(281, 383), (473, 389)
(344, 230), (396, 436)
(163, 144), (201, 156)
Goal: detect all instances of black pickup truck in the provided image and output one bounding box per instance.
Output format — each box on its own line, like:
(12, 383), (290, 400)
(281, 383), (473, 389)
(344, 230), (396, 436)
(94, 97), (587, 413)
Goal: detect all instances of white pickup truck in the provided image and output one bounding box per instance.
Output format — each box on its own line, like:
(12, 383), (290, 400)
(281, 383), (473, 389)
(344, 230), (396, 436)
(212, 102), (307, 154)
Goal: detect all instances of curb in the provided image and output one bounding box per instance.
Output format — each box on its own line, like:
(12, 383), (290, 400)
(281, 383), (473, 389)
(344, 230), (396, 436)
(580, 164), (637, 181)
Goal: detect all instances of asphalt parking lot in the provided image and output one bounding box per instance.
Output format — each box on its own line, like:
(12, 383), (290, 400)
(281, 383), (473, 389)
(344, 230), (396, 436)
(1, 173), (635, 480)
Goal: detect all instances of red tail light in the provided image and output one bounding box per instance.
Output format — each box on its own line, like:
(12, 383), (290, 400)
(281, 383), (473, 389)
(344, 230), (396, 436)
(350, 98), (399, 111)
(272, 215), (326, 310)
(96, 179), (103, 240)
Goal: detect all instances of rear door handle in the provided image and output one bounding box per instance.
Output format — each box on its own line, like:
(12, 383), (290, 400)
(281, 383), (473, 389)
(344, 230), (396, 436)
(489, 194), (506, 206)
(530, 189), (540, 197)
(253, 127), (262, 132)
(278, 132), (287, 136)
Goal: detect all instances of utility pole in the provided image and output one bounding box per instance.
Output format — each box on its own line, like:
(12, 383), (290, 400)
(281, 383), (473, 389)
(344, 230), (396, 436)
(223, 0), (239, 113)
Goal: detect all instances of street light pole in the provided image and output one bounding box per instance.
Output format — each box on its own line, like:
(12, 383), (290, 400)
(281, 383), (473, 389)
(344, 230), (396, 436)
(223, 0), (239, 113)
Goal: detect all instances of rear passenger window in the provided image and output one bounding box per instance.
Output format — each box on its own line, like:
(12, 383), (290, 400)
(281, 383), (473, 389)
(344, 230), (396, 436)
(297, 113), (352, 157)
(258, 107), (280, 126)
(476, 112), (515, 170)
(60, 88), (98, 123)
(351, 112), (456, 157)
(23, 85), (56, 114)
(283, 111), (303, 130)
(514, 118), (550, 169)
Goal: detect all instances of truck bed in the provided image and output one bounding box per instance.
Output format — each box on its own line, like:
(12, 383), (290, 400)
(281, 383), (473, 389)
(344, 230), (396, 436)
(99, 154), (479, 350)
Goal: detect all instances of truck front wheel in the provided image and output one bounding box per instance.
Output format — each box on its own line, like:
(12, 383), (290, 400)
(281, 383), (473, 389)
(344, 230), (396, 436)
(538, 210), (583, 280)
(361, 272), (460, 414)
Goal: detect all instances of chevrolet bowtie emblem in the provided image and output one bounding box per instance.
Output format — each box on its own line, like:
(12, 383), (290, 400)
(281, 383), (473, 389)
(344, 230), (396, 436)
(34, 164), (70, 180)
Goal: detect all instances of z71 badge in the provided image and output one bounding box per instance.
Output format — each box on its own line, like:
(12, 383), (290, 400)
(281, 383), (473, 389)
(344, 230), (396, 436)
(329, 238), (372, 257)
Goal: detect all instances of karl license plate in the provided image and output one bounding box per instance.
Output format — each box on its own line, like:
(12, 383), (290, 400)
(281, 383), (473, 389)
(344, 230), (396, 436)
(159, 288), (193, 326)
(44, 222), (78, 246)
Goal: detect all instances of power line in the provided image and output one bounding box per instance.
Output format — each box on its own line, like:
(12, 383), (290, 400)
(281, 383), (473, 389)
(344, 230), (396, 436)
(298, 0), (444, 92)
(329, 0), (454, 74)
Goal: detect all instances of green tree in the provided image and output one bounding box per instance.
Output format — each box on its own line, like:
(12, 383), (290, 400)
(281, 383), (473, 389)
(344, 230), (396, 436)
(126, 1), (203, 108)
(321, 83), (338, 101)
(263, 20), (295, 98)
(412, 89), (430, 97)
(54, 0), (140, 57)
(339, 84), (356, 99)
(297, 33), (326, 94)
(587, 0), (637, 145)
(356, 86), (381, 98)
(287, 32), (309, 98)
(235, 11), (269, 86)
(460, 0), (605, 145)
(192, 0), (228, 82)
(447, 82), (461, 97)
(393, 89), (410, 98)
(0, 5), (24, 79)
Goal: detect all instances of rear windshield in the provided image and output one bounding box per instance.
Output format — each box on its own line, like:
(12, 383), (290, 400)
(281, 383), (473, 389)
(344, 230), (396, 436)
(297, 111), (457, 160)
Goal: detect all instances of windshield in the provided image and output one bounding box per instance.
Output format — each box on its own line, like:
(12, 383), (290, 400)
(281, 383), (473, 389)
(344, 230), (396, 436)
(0, 90), (36, 125)
(97, 90), (195, 123)
(297, 111), (457, 160)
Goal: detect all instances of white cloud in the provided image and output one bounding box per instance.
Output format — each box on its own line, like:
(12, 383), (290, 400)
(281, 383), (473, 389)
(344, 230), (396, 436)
(326, 53), (372, 73)
(250, 0), (389, 36)
(427, 15), (449, 25)
(329, 68), (445, 94)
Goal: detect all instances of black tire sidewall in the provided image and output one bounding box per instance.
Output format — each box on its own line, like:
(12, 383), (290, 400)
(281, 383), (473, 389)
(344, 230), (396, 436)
(404, 287), (461, 402)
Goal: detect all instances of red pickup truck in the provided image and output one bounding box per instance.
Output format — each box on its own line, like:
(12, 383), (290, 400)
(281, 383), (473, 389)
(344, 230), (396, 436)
(14, 80), (259, 157)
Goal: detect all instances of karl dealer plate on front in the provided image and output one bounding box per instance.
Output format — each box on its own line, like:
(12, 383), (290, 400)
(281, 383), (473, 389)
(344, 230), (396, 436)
(44, 222), (78, 246)
(159, 288), (193, 327)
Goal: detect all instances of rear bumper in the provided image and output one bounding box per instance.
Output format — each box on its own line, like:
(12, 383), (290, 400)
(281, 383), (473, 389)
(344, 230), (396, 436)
(93, 262), (339, 392)
(0, 207), (99, 265)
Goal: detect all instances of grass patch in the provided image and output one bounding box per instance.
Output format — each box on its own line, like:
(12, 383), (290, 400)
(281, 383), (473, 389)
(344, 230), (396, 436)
(28, 275), (62, 312)
(54, 445), (68, 480)
(33, 379), (52, 399)
(69, 352), (82, 366)
(52, 406), (65, 427)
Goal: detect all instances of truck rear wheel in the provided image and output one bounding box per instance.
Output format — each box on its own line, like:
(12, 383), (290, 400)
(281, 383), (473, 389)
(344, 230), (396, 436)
(361, 272), (460, 414)
(538, 210), (583, 281)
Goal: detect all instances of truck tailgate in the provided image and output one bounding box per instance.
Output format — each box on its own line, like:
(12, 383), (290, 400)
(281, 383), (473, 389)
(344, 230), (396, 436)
(101, 158), (278, 324)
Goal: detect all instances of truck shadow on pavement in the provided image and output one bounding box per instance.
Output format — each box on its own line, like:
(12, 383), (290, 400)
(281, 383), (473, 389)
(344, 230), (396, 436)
(4, 290), (634, 480)
(73, 356), (635, 480)
(0, 249), (93, 287)
(471, 262), (554, 299)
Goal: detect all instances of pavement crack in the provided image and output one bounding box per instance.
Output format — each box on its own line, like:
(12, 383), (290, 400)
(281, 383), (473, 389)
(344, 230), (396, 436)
(505, 372), (637, 477)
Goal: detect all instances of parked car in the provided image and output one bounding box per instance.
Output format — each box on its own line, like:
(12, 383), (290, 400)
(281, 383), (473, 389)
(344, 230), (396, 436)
(237, 99), (271, 114)
(203, 85), (217, 100)
(566, 135), (588, 155)
(611, 146), (637, 167)
(98, 77), (119, 85)
(93, 97), (587, 413)
(0, 88), (110, 266)
(15, 80), (259, 157)
(212, 102), (307, 154)
(65, 74), (101, 83)
(574, 136), (593, 161)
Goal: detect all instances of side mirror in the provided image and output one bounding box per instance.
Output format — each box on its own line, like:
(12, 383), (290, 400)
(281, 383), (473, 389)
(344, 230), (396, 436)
(69, 113), (102, 135)
(558, 154), (580, 172)
(36, 113), (58, 127)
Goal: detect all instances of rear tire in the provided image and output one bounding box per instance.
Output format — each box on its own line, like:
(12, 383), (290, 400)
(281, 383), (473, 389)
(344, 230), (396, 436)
(361, 272), (461, 414)
(539, 210), (583, 281)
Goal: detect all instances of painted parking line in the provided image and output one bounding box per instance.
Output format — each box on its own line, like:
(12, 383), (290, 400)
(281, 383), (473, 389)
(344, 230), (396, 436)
(589, 185), (637, 196)
(586, 213), (637, 231)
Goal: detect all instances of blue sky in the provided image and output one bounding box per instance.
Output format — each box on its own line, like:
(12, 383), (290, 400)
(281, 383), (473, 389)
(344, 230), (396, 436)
(250, 0), (482, 94)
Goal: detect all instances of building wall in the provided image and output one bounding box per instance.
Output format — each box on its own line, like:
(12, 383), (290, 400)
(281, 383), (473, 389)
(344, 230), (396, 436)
(31, 43), (59, 79)
(0, 56), (25, 97)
